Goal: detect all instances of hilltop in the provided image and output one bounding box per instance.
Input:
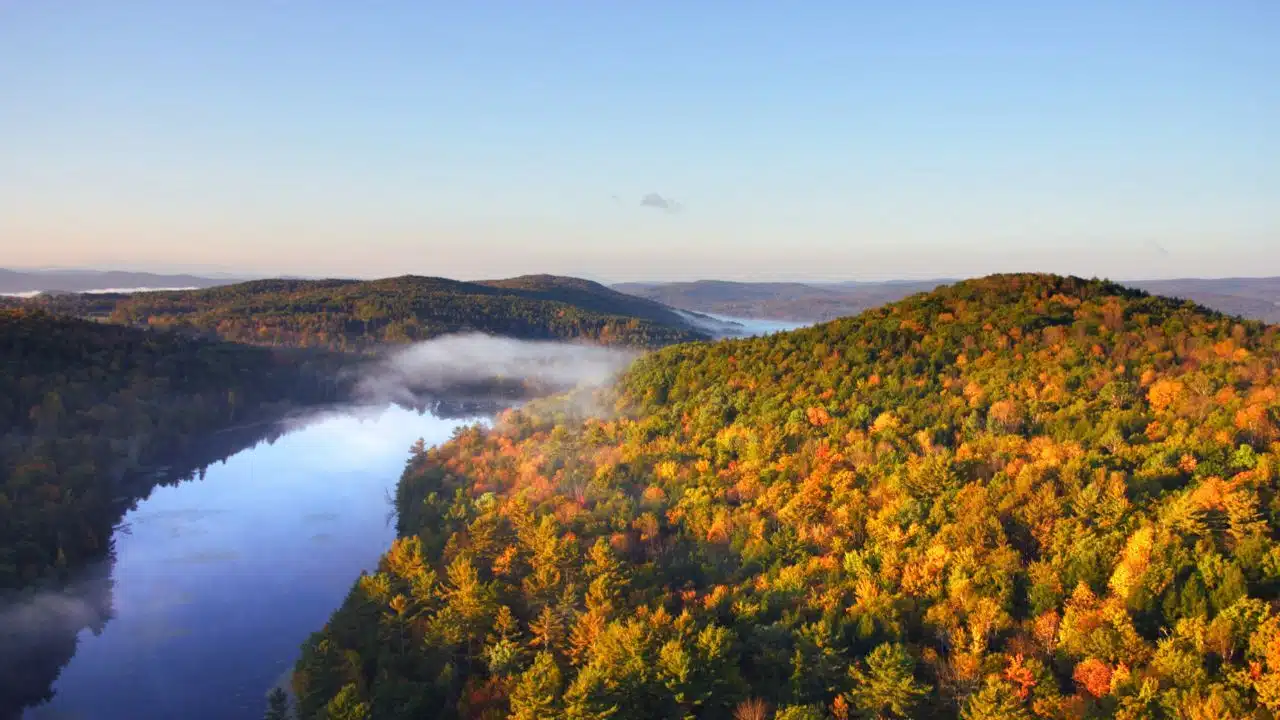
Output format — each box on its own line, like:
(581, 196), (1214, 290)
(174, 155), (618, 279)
(296, 274), (1280, 719)
(25, 274), (710, 351)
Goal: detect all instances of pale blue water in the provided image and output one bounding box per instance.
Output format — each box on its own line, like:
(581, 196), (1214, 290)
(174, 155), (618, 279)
(709, 313), (810, 337)
(22, 406), (481, 720)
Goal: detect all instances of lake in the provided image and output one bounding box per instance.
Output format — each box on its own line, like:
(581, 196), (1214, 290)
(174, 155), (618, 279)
(20, 405), (486, 720)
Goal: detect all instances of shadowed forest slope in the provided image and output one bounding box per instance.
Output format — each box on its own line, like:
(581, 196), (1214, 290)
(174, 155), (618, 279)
(0, 309), (345, 592)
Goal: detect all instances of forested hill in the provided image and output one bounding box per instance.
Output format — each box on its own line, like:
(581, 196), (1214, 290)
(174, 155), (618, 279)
(82, 274), (708, 351)
(475, 275), (702, 329)
(296, 274), (1280, 719)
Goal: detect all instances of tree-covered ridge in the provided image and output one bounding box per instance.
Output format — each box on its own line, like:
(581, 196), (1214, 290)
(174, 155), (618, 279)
(296, 274), (1280, 719)
(475, 275), (704, 328)
(0, 308), (342, 591)
(96, 274), (708, 351)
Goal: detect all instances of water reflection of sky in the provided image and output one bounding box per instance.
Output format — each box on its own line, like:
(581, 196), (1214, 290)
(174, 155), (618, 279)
(708, 313), (810, 337)
(26, 406), (481, 720)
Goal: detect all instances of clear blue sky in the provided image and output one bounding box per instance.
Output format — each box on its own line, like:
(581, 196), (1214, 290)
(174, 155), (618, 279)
(1, 1), (1276, 281)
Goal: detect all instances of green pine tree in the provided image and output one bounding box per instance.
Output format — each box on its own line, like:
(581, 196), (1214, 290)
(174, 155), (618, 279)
(848, 643), (928, 719)
(774, 704), (826, 720)
(961, 679), (1029, 720)
(510, 651), (563, 720)
(325, 683), (370, 720)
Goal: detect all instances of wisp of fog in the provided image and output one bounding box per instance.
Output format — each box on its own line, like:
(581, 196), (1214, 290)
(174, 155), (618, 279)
(354, 333), (638, 406)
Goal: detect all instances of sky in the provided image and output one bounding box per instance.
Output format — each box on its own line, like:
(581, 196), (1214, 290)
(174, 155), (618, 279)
(1, 1), (1277, 282)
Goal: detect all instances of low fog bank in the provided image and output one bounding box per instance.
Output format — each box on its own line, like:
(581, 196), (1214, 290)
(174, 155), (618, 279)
(0, 590), (105, 645)
(354, 333), (639, 408)
(0, 287), (198, 298)
(0, 571), (111, 713)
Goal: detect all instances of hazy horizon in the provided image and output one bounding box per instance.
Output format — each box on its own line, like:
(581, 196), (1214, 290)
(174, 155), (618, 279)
(5, 263), (1280, 287)
(2, 2), (1276, 280)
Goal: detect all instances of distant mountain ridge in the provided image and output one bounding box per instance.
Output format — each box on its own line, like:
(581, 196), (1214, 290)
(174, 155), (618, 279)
(1129, 277), (1280, 324)
(14, 269), (1280, 328)
(616, 276), (1280, 324)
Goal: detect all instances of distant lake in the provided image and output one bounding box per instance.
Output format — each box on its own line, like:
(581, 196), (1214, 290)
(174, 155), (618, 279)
(20, 405), (485, 720)
(709, 313), (810, 337)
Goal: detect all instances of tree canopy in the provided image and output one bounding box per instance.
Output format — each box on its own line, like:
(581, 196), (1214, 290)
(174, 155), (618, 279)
(294, 274), (1280, 718)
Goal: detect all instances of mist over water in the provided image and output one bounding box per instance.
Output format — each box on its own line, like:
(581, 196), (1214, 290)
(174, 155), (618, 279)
(0, 287), (199, 298)
(354, 333), (638, 405)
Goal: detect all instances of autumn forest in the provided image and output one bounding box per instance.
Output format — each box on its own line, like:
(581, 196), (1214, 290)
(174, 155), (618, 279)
(6, 273), (1280, 719)
(295, 274), (1280, 719)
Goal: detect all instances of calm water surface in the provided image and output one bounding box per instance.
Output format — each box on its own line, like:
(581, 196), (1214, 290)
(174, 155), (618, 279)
(24, 405), (483, 720)
(709, 314), (810, 337)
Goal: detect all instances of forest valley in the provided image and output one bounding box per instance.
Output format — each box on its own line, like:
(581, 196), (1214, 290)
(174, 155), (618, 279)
(8, 273), (1280, 719)
(0, 272), (704, 595)
(294, 275), (1280, 720)
(0, 277), (698, 718)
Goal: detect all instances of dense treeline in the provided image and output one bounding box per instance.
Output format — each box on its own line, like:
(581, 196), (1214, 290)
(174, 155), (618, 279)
(80, 275), (709, 351)
(296, 274), (1280, 719)
(0, 308), (345, 591)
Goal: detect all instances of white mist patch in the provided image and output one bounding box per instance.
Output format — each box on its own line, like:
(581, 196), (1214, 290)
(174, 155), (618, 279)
(0, 286), (197, 297)
(80, 286), (198, 294)
(0, 592), (103, 638)
(355, 333), (637, 405)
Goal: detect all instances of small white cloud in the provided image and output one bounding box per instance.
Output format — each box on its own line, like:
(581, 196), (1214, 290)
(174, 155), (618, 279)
(640, 193), (684, 213)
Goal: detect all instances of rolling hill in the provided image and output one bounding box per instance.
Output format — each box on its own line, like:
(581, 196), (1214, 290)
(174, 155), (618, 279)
(24, 275), (712, 351)
(295, 274), (1280, 719)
